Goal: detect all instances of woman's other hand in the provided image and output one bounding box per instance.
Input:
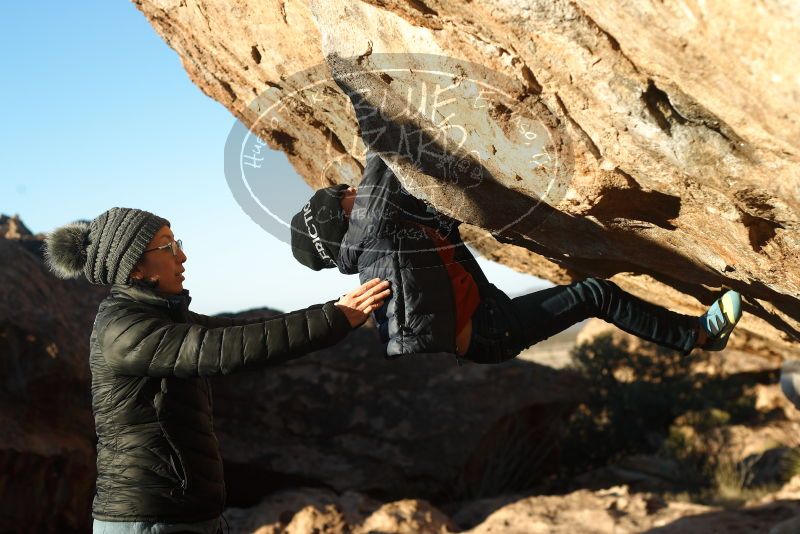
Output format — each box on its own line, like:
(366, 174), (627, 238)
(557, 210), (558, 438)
(335, 278), (391, 328)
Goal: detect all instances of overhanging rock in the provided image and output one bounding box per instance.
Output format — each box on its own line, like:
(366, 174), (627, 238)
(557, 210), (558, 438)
(133, 0), (799, 357)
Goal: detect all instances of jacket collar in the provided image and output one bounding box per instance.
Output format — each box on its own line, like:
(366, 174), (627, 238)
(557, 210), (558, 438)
(110, 282), (192, 312)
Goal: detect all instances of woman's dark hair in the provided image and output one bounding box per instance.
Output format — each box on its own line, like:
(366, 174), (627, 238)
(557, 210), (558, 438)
(129, 276), (160, 291)
(127, 252), (161, 289)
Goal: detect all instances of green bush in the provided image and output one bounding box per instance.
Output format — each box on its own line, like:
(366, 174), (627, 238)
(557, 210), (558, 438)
(559, 332), (758, 481)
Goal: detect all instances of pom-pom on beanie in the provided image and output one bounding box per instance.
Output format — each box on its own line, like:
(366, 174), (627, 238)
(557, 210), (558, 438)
(43, 207), (170, 285)
(290, 184), (350, 271)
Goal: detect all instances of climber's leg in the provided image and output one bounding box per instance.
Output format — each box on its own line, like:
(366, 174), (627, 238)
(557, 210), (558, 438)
(510, 277), (700, 356)
(460, 283), (527, 365)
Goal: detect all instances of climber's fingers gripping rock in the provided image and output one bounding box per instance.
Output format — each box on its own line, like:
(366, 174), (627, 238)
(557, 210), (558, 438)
(335, 278), (391, 328)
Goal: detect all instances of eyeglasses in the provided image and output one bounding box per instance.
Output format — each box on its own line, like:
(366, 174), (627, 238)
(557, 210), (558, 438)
(144, 239), (183, 257)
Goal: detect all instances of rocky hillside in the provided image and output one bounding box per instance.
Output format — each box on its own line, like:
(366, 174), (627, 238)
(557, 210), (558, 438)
(219, 481), (800, 533)
(132, 0), (799, 363)
(0, 216), (582, 531)
(0, 215), (108, 533)
(216, 320), (800, 533)
(5, 213), (800, 532)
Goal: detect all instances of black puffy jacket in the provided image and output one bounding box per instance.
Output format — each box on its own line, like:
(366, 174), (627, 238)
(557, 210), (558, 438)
(337, 152), (491, 357)
(89, 282), (352, 522)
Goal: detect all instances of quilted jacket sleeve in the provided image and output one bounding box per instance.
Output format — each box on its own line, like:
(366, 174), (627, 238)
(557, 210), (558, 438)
(185, 310), (278, 328)
(96, 300), (353, 377)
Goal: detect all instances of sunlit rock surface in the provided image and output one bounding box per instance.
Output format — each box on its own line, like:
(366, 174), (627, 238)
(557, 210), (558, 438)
(133, 0), (798, 362)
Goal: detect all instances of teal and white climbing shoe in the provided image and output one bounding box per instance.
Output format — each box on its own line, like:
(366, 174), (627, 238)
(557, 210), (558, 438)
(699, 290), (742, 351)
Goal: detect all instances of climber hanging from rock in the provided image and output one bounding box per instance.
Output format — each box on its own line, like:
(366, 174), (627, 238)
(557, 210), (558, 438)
(289, 150), (744, 364)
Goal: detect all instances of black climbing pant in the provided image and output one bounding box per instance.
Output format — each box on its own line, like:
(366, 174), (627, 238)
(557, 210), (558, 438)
(462, 277), (700, 364)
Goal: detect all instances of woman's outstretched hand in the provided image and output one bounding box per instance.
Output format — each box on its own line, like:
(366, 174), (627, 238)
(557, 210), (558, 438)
(335, 278), (391, 328)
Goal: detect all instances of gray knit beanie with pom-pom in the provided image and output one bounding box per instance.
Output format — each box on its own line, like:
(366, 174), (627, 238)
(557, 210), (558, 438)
(43, 207), (170, 285)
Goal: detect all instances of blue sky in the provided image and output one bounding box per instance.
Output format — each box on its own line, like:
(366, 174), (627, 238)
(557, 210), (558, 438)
(0, 2), (550, 314)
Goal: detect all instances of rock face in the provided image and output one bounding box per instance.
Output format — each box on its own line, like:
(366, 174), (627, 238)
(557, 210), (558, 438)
(133, 0), (799, 360)
(455, 484), (800, 534)
(222, 480), (800, 534)
(223, 488), (456, 534)
(211, 318), (584, 504)
(0, 215), (109, 532)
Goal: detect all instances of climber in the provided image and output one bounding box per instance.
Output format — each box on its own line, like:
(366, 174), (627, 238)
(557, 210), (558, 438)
(42, 207), (390, 534)
(289, 150), (743, 364)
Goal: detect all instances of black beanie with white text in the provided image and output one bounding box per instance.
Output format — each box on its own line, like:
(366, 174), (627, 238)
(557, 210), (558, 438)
(290, 184), (350, 270)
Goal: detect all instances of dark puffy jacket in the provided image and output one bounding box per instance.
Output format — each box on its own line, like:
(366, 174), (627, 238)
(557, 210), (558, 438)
(337, 152), (490, 357)
(89, 282), (352, 522)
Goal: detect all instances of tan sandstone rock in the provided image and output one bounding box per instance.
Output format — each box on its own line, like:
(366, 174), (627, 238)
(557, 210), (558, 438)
(224, 483), (800, 533)
(132, 0), (799, 362)
(223, 488), (456, 533)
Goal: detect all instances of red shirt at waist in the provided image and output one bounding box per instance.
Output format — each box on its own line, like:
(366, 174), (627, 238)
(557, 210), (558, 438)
(416, 224), (481, 336)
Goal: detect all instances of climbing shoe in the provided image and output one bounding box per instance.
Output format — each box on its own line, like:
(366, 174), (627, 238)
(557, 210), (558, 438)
(698, 289), (742, 351)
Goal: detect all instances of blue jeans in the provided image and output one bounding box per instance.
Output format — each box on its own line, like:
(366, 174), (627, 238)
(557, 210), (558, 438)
(463, 278), (699, 364)
(92, 516), (221, 534)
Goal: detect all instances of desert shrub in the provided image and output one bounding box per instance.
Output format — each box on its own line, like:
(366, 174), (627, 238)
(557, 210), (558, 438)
(560, 332), (759, 479)
(783, 446), (800, 479)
